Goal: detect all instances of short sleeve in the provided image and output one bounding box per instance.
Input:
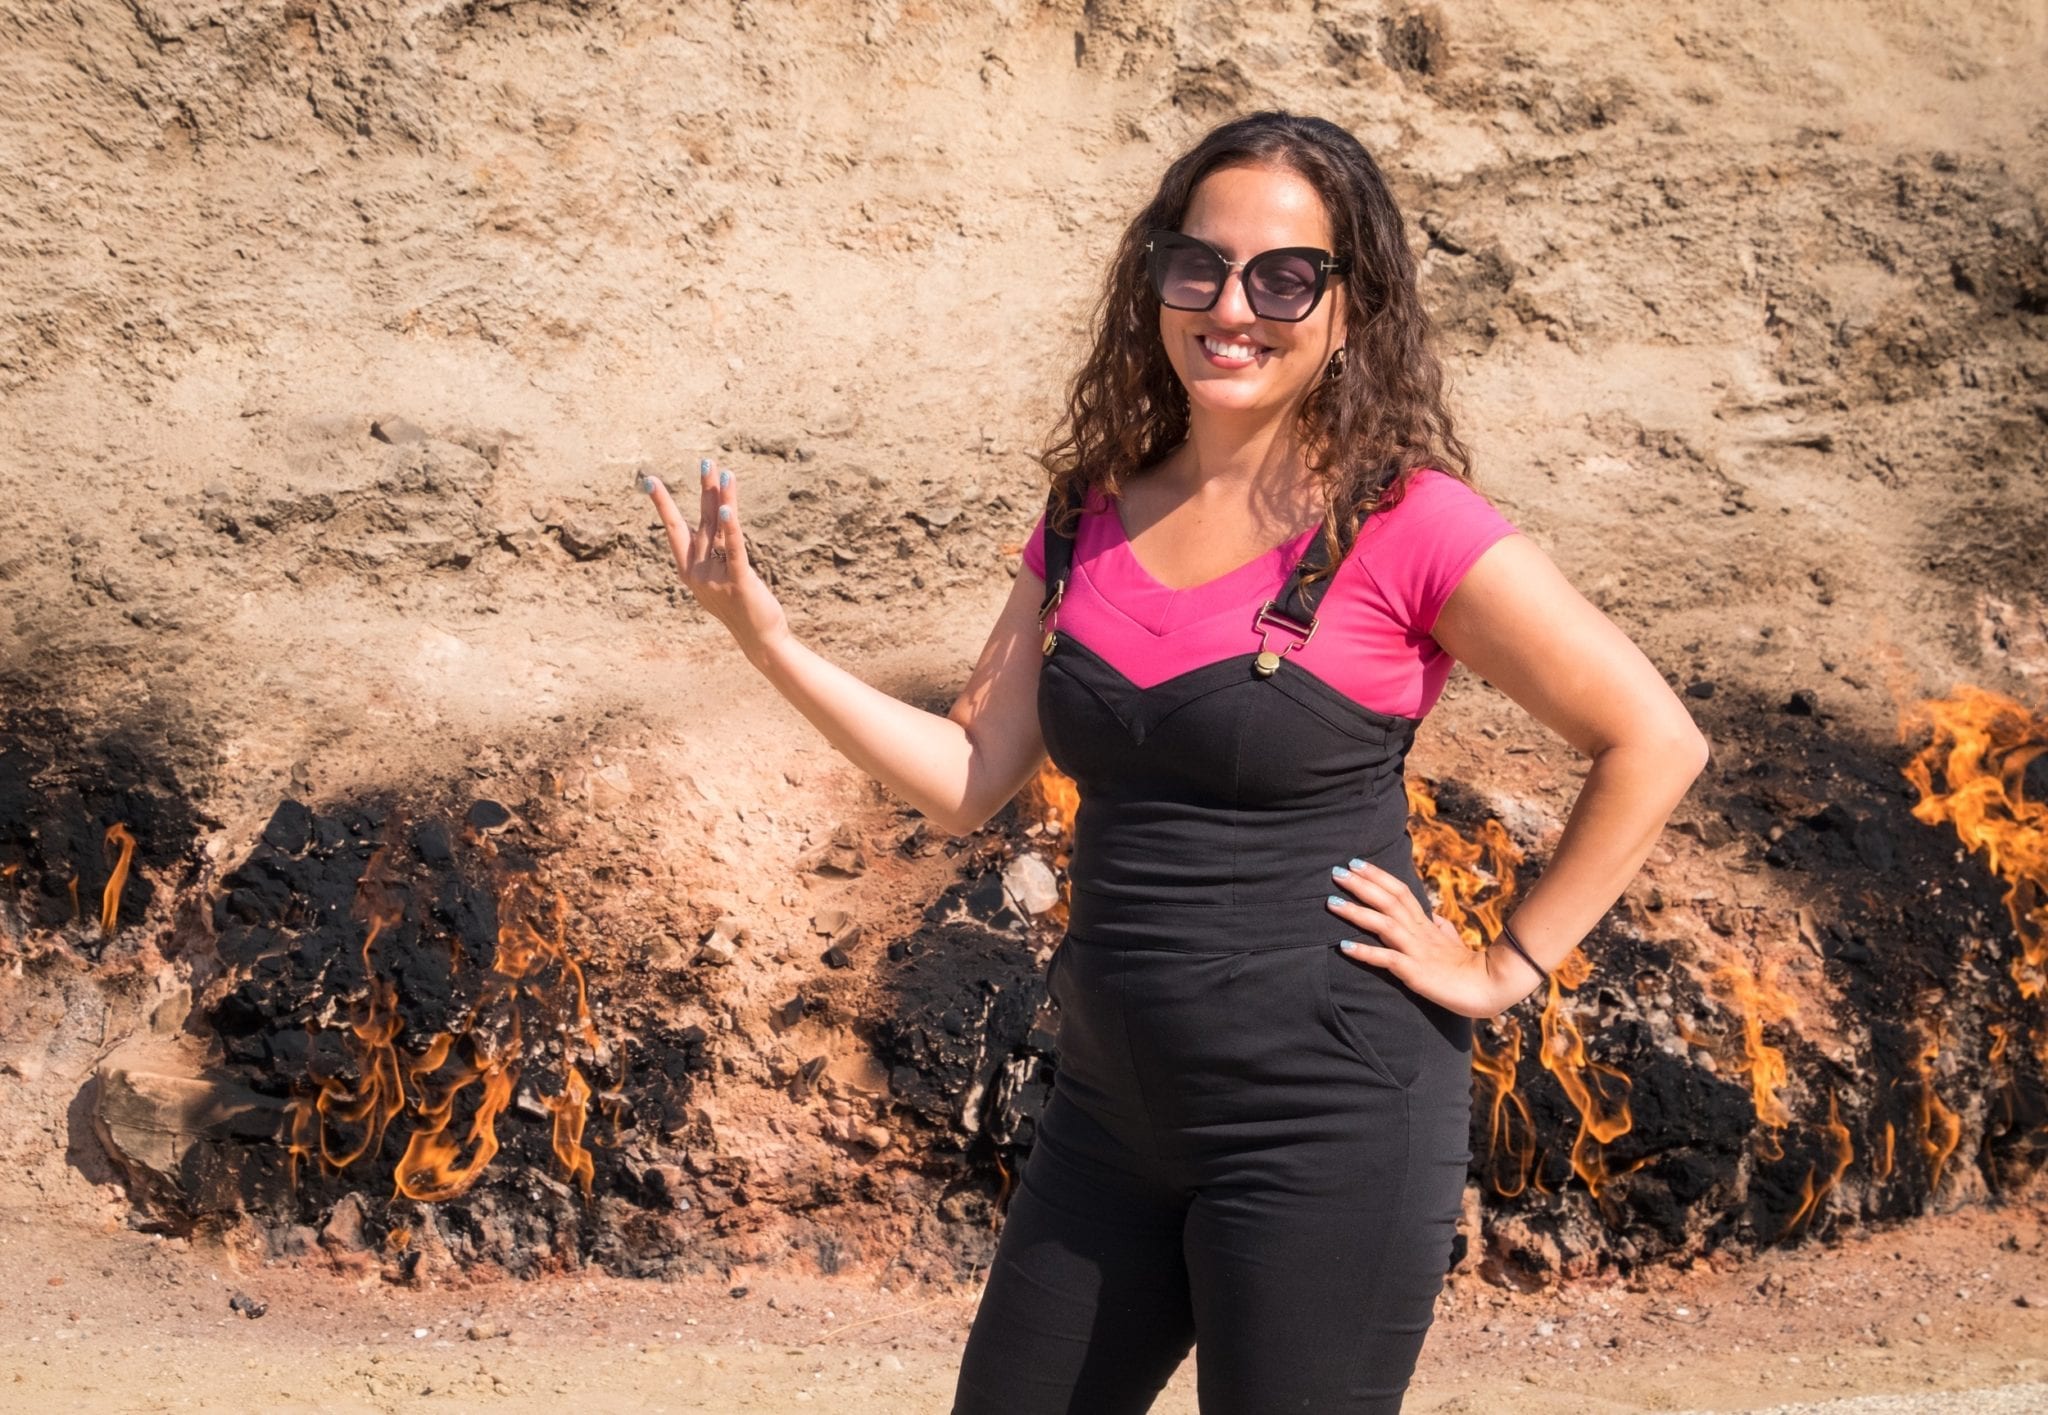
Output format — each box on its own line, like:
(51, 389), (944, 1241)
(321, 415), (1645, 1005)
(1363, 469), (1520, 635)
(1020, 508), (1048, 579)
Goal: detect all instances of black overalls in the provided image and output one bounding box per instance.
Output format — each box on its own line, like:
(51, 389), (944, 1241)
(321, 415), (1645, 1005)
(951, 489), (1476, 1414)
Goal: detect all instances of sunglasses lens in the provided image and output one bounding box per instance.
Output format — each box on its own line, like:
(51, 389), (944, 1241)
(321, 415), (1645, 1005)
(1246, 251), (1321, 320)
(1151, 239), (1224, 310)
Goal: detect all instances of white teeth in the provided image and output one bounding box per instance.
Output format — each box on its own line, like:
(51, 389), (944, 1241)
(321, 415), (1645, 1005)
(1202, 335), (1261, 361)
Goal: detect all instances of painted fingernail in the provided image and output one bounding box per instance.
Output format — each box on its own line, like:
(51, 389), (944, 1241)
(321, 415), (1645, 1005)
(1330, 864), (1350, 878)
(1339, 940), (1358, 952)
(1348, 857), (1366, 871)
(718, 468), (731, 488)
(1326, 894), (1345, 908)
(700, 457), (711, 476)
(718, 505), (732, 522)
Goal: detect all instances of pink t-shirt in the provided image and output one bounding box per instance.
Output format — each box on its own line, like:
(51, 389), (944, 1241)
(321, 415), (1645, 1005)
(1020, 468), (1518, 720)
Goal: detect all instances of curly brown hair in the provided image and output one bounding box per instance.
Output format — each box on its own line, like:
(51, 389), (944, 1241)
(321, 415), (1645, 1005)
(1036, 110), (1476, 585)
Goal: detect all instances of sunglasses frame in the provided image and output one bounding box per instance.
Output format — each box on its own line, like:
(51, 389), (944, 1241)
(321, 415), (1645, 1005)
(1143, 228), (1351, 324)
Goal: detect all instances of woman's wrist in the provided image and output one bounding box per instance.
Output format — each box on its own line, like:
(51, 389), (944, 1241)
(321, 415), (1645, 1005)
(1486, 924), (1551, 1009)
(741, 623), (802, 673)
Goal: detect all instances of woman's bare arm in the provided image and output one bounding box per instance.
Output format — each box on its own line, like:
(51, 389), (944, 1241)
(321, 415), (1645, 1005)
(1428, 532), (1711, 975)
(742, 566), (1051, 838)
(647, 458), (1048, 838)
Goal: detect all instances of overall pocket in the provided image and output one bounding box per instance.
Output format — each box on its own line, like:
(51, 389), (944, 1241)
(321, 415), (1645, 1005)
(1316, 944), (1416, 1091)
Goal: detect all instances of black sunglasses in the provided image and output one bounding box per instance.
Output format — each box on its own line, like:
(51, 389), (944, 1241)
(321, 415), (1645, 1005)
(1143, 228), (1350, 323)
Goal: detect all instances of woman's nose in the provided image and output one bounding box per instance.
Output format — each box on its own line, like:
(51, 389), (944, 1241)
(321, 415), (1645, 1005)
(1211, 266), (1257, 325)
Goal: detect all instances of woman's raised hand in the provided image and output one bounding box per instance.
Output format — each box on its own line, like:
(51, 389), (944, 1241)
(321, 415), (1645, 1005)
(1325, 858), (1543, 1019)
(645, 458), (793, 661)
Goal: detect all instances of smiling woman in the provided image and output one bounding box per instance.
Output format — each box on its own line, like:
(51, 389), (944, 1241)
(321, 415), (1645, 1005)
(643, 109), (1706, 1415)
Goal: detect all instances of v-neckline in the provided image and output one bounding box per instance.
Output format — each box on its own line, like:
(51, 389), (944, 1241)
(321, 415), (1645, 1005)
(1108, 492), (1322, 600)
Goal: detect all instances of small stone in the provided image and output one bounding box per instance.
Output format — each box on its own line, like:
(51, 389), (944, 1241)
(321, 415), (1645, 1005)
(2015, 1293), (2048, 1309)
(467, 1318), (504, 1341)
(228, 1290), (268, 1319)
(414, 821), (454, 867)
(1001, 853), (1060, 916)
(586, 761), (633, 810)
(370, 416), (429, 445)
(320, 1195), (369, 1254)
(1913, 1311), (1931, 1327)
(1684, 680), (1716, 699)
(558, 516), (618, 561)
(860, 1125), (893, 1151)
(466, 800), (512, 832)
(695, 933), (738, 966)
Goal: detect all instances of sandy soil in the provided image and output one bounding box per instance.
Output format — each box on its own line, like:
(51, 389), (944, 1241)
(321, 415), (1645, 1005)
(3, 1201), (2044, 1413)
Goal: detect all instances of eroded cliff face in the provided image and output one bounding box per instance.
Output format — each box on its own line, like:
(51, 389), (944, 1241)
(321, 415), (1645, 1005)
(1, 0), (2043, 1284)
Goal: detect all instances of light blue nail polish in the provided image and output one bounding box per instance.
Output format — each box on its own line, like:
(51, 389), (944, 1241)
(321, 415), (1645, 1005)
(1327, 894), (1344, 907)
(1348, 857), (1366, 871)
(1339, 940), (1357, 951)
(1331, 864), (1350, 878)
(718, 468), (731, 488)
(700, 457), (711, 475)
(718, 505), (731, 522)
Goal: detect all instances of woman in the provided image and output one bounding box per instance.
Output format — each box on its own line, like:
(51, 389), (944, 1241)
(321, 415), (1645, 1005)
(646, 111), (1707, 1413)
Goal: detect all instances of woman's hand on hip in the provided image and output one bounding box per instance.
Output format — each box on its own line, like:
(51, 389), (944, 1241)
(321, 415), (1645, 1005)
(1326, 859), (1540, 1019)
(645, 458), (793, 662)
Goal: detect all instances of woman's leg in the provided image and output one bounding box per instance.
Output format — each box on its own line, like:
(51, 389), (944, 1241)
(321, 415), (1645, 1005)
(951, 1091), (1196, 1415)
(1179, 1079), (1470, 1413)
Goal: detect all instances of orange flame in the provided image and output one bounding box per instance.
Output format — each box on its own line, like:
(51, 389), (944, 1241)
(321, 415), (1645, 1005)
(1534, 974), (1642, 1197)
(1899, 685), (2047, 998)
(1909, 1026), (1962, 1197)
(1713, 954), (1802, 1149)
(1407, 778), (1525, 947)
(99, 824), (136, 936)
(1471, 1015), (1537, 1196)
(282, 847), (609, 1204)
(1028, 763), (1081, 923)
(545, 1065), (595, 1196)
(1776, 1087), (1856, 1242)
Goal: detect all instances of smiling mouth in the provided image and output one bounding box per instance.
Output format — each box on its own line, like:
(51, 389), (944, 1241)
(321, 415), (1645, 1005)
(1199, 333), (1267, 362)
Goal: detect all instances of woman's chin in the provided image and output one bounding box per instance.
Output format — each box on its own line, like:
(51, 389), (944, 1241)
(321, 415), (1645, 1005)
(1183, 381), (1294, 420)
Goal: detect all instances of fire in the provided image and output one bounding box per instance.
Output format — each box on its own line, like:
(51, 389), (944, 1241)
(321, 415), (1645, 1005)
(1533, 967), (1642, 1197)
(1471, 1015), (1537, 1196)
(1908, 1025), (1963, 1197)
(283, 844), (611, 1205)
(1899, 684), (2047, 1000)
(1776, 1086), (1856, 1241)
(1695, 954), (1802, 1157)
(544, 1065), (596, 1196)
(1027, 762), (1080, 923)
(99, 823), (136, 935)
(1406, 778), (1524, 947)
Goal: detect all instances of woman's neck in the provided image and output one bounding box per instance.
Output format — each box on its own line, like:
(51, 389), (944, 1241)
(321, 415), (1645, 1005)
(1154, 406), (1321, 522)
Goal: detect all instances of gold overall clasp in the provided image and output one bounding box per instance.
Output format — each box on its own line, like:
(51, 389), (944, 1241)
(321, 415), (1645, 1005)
(1039, 580), (1065, 656)
(1250, 599), (1317, 677)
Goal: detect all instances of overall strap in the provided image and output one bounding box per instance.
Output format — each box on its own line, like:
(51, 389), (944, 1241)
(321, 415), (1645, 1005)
(1036, 486), (1077, 655)
(1247, 522), (1334, 676)
(1267, 522), (1336, 630)
(1037, 486), (1077, 612)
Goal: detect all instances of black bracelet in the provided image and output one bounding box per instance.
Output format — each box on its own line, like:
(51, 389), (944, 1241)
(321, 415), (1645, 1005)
(1496, 923), (1551, 995)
